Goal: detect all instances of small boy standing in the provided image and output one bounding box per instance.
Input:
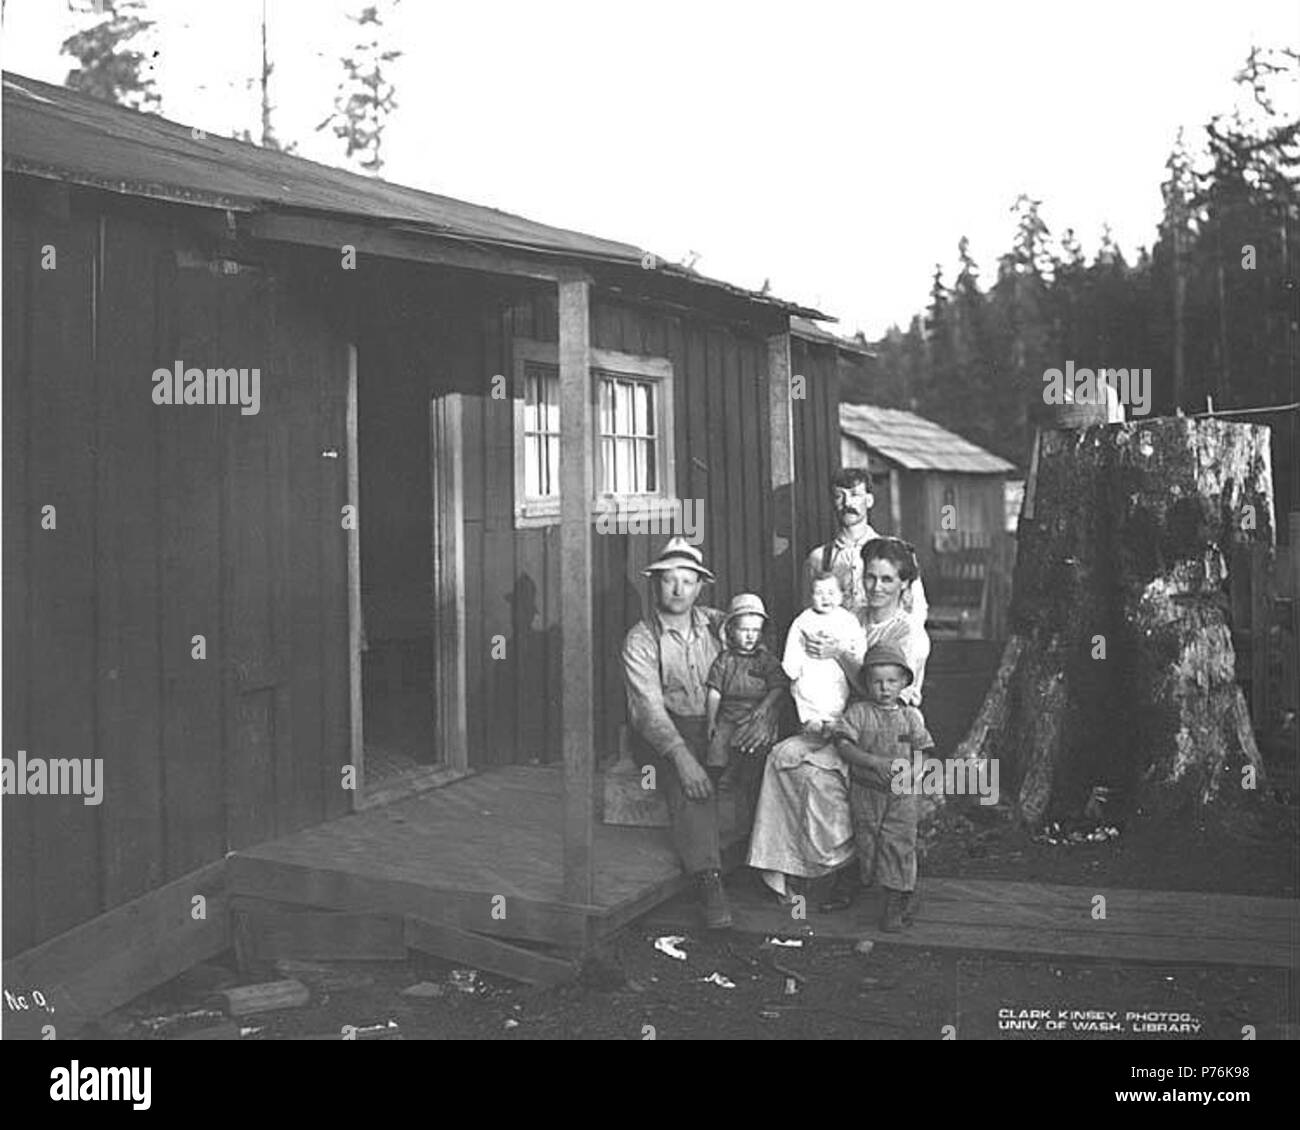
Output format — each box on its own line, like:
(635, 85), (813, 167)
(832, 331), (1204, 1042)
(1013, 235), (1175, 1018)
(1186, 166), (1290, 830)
(705, 593), (788, 768)
(827, 644), (934, 931)
(782, 571), (866, 739)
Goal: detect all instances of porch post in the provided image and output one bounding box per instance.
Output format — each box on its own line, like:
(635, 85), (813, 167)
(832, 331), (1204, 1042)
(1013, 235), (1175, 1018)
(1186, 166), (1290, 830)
(768, 329), (799, 624)
(559, 276), (595, 906)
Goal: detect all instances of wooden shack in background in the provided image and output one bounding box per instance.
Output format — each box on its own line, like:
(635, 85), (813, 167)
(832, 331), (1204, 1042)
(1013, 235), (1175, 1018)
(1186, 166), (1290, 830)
(1, 73), (839, 1031)
(840, 403), (1017, 640)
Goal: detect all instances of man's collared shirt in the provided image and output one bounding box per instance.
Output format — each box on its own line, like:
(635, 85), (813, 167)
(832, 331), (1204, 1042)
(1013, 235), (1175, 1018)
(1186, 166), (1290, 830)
(805, 523), (929, 626)
(623, 605), (725, 761)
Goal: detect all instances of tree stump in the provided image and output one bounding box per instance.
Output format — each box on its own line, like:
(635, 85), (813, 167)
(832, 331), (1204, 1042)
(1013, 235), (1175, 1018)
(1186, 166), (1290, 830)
(956, 418), (1274, 829)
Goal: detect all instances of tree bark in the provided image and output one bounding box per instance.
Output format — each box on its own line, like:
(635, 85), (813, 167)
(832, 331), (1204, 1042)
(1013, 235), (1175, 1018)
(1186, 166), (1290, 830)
(956, 418), (1275, 829)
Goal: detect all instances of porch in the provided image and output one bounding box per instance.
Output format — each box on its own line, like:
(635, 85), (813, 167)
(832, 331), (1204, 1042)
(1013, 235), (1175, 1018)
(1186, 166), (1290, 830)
(227, 765), (745, 985)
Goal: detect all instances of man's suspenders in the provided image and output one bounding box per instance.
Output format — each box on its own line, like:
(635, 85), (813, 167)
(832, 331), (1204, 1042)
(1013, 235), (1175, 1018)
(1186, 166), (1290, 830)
(821, 540), (835, 574)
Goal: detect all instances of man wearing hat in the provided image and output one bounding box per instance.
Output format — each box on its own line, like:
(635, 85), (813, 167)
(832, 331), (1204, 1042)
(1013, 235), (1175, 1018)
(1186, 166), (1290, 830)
(622, 538), (782, 929)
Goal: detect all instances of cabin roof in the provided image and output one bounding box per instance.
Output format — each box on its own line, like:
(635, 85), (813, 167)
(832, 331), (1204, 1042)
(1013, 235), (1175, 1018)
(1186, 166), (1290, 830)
(790, 316), (874, 356)
(2, 72), (825, 319)
(840, 403), (1017, 474)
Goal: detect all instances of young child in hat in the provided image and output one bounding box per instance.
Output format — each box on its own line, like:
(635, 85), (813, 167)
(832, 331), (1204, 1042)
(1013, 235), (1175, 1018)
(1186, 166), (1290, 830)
(705, 593), (788, 769)
(782, 570), (867, 739)
(827, 643), (935, 931)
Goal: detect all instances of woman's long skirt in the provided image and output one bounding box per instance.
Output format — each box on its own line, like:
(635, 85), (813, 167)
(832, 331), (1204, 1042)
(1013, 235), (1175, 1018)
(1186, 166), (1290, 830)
(745, 733), (854, 888)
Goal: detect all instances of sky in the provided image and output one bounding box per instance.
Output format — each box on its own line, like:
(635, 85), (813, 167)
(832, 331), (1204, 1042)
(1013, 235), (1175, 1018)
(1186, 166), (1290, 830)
(2, 0), (1296, 337)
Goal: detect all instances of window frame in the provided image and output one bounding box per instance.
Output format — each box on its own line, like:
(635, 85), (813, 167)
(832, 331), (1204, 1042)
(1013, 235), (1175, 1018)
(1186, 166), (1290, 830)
(511, 339), (677, 528)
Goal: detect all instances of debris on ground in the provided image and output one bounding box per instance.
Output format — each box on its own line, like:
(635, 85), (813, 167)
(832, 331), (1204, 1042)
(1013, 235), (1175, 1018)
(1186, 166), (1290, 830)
(341, 1019), (402, 1040)
(766, 937), (803, 948)
(219, 980), (310, 1017)
(1032, 822), (1121, 846)
(138, 1007), (225, 1034)
(274, 959), (376, 991)
(449, 969), (479, 994)
(854, 940), (875, 956)
(400, 981), (447, 999)
(653, 935), (688, 961)
(175, 1021), (241, 1040)
(504, 1018), (519, 1029)
(699, 972), (736, 989)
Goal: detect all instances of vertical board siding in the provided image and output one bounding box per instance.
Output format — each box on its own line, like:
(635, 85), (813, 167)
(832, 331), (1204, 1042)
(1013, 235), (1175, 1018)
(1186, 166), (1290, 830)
(27, 204), (102, 940)
(2, 202), (36, 953)
(792, 338), (841, 564)
(160, 255), (227, 876)
(459, 294), (813, 768)
(3, 196), (352, 954)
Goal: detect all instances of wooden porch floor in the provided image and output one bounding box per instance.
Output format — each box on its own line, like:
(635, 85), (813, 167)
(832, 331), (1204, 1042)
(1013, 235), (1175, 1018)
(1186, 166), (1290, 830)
(228, 765), (725, 958)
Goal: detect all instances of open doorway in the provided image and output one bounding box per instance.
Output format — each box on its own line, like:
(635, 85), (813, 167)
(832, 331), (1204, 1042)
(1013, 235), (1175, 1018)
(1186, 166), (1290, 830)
(355, 342), (438, 787)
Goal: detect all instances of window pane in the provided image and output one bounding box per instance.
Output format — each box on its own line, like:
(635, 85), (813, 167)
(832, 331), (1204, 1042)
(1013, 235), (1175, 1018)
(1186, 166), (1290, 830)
(634, 437), (649, 492)
(544, 373), (559, 434)
(524, 372), (539, 433)
(615, 437), (633, 492)
(599, 378), (614, 436)
(634, 382), (653, 436)
(600, 436), (615, 493)
(524, 435), (539, 497)
(615, 381), (633, 436)
(545, 435), (559, 496)
(645, 440), (657, 492)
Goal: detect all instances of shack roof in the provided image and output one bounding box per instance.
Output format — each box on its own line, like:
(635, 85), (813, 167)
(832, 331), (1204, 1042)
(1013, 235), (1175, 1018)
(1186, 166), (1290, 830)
(2, 72), (825, 319)
(840, 403), (1017, 474)
(790, 316), (874, 356)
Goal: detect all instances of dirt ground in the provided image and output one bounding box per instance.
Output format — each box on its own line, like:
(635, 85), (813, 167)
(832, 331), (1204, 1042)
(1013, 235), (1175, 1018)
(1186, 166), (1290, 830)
(93, 921), (1290, 1042)
(86, 784), (1296, 1043)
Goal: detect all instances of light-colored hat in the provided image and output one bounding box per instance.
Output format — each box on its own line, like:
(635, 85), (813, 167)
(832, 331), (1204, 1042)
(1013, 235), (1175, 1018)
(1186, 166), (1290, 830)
(722, 592), (768, 631)
(643, 536), (715, 583)
(860, 643), (914, 687)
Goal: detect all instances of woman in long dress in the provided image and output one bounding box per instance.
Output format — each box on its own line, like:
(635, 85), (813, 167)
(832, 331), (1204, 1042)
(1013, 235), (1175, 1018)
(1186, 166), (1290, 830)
(746, 538), (931, 901)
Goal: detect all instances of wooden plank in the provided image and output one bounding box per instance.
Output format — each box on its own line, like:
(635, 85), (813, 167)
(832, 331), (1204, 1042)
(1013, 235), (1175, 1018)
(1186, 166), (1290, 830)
(227, 853), (591, 947)
(160, 255), (226, 875)
(346, 341), (365, 799)
(544, 521), (563, 762)
(244, 213), (566, 282)
(27, 205), (101, 942)
(558, 277), (595, 908)
(231, 896), (406, 961)
(2, 203), (36, 955)
(1, 861), (227, 1039)
(221, 272), (278, 850)
(430, 392), (469, 773)
(98, 214), (167, 902)
(284, 276), (327, 828)
(767, 331), (797, 624)
(481, 305), (516, 767)
(704, 328), (730, 588)
(405, 915), (577, 987)
(318, 327), (353, 822)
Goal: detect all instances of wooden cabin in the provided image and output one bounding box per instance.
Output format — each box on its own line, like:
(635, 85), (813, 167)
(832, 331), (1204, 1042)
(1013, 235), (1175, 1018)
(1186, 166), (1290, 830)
(839, 403), (1017, 640)
(0, 73), (841, 1032)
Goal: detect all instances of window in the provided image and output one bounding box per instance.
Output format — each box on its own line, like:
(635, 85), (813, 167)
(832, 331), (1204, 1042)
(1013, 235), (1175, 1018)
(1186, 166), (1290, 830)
(522, 363), (560, 501)
(597, 373), (656, 495)
(512, 340), (676, 527)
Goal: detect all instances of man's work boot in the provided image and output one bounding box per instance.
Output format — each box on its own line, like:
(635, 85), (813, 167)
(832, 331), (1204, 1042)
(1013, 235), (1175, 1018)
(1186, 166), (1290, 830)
(698, 869), (733, 930)
(880, 889), (905, 933)
(818, 866), (858, 913)
(900, 889), (917, 927)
